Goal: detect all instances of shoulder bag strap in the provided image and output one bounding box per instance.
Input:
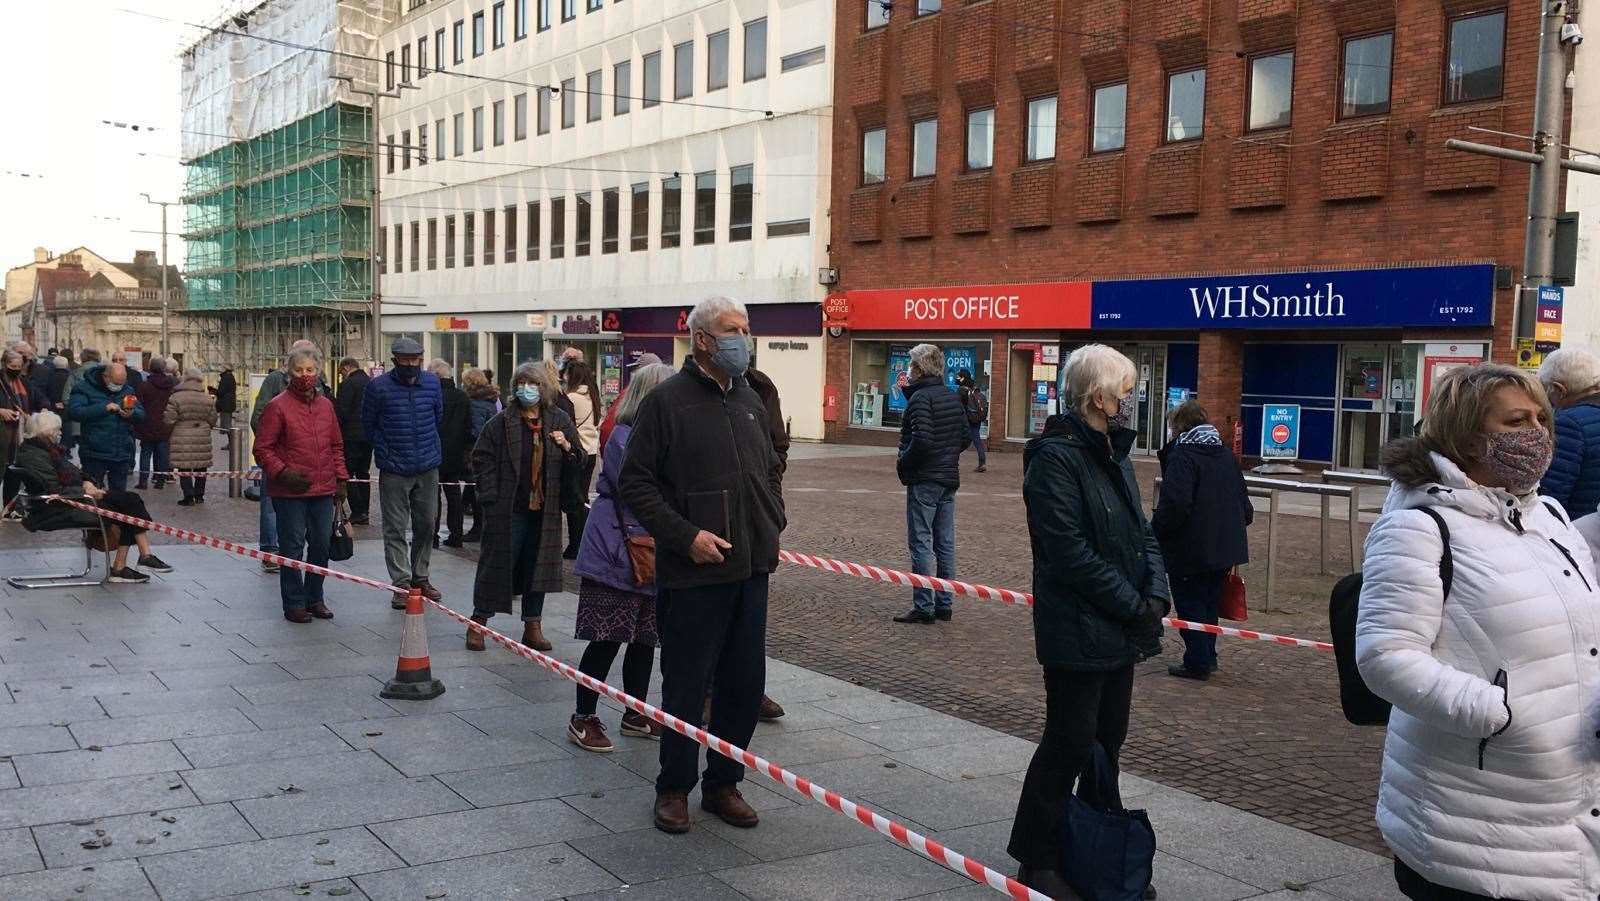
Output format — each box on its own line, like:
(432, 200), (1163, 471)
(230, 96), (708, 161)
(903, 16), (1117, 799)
(1414, 506), (1454, 600)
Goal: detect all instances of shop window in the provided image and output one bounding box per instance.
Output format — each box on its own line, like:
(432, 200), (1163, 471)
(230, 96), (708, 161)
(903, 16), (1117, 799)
(1006, 342), (1064, 439)
(661, 176), (681, 247)
(576, 192), (592, 256)
(1026, 95), (1057, 162)
(1247, 50), (1294, 131)
(431, 332), (478, 378)
(862, 127), (886, 185)
(1445, 10), (1505, 104)
(849, 340), (990, 429)
(729, 165), (753, 242)
(1341, 32), (1392, 119)
(551, 196), (566, 258)
(1165, 69), (1205, 143)
(966, 107), (994, 171)
(911, 117), (937, 178)
(1092, 82), (1126, 153)
(631, 182), (649, 251)
(694, 171), (716, 245)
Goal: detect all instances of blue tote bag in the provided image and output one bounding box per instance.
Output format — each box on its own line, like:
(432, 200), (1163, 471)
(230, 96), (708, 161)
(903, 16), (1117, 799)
(1060, 743), (1156, 901)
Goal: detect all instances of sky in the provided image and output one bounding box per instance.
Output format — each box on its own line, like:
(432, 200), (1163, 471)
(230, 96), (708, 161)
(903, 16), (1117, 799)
(0, 0), (228, 276)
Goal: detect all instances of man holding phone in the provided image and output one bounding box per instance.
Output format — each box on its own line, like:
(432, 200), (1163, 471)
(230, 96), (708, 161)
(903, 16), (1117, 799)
(619, 295), (786, 836)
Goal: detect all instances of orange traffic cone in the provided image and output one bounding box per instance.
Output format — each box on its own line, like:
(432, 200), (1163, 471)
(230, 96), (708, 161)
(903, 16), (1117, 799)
(381, 587), (446, 700)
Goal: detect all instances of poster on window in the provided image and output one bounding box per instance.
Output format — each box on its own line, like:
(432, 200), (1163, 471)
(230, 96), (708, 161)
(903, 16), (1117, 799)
(887, 349), (912, 413)
(944, 346), (976, 391)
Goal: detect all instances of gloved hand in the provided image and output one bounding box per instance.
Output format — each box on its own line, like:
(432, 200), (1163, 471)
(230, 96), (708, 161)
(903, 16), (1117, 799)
(335, 480), (348, 503)
(278, 468), (312, 494)
(1130, 597), (1168, 662)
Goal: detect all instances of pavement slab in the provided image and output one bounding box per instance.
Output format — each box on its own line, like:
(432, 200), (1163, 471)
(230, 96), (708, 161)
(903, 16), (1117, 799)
(0, 771), (200, 830)
(67, 707), (259, 747)
(174, 724), (354, 769)
(569, 826), (760, 885)
(352, 843), (620, 901)
(0, 858), (157, 900)
(180, 749), (402, 803)
(0, 826), (41, 877)
(368, 798), (612, 866)
(0, 723), (78, 756)
(11, 740), (193, 786)
(234, 775), (472, 838)
(31, 802), (259, 868)
(139, 826), (404, 901)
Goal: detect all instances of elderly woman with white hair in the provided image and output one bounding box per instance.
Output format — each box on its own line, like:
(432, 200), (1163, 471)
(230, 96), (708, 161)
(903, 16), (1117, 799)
(1007, 343), (1169, 898)
(164, 366), (218, 506)
(1538, 346), (1600, 518)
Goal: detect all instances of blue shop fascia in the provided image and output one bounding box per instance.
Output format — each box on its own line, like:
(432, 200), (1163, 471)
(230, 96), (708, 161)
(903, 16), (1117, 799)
(1074, 262), (1499, 469)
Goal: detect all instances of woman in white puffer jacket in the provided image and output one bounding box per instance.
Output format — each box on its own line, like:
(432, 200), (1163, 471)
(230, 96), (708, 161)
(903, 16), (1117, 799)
(1358, 363), (1600, 901)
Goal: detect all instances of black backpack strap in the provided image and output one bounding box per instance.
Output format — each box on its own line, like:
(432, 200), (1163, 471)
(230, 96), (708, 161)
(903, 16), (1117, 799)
(1414, 506), (1453, 600)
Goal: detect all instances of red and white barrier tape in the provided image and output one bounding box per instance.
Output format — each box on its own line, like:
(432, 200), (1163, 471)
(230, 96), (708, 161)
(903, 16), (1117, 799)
(777, 550), (1335, 652)
(138, 470), (475, 487)
(31, 497), (1048, 901)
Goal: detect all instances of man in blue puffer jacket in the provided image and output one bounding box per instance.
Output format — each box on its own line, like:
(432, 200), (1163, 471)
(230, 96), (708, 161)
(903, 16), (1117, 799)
(1540, 347), (1600, 518)
(362, 337), (444, 605)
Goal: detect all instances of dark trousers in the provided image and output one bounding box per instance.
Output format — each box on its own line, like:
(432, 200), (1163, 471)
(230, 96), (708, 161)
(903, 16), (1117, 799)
(438, 482), (465, 540)
(1394, 860), (1515, 901)
(473, 509), (547, 622)
(1171, 569), (1227, 673)
(179, 471), (207, 501)
(344, 440), (372, 519)
(1008, 664), (1136, 868)
(274, 495), (333, 612)
(81, 456), (130, 492)
(566, 454), (596, 551)
(465, 485), (482, 534)
(656, 573), (768, 793)
(969, 423), (987, 466)
(576, 641), (656, 716)
(137, 440), (170, 487)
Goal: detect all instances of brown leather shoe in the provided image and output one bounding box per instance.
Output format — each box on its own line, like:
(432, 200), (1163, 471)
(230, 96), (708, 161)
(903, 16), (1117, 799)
(758, 695), (785, 721)
(522, 619), (553, 652)
(701, 784), (759, 828)
(653, 791), (691, 834)
(283, 608), (313, 624)
(306, 602), (333, 620)
(414, 580), (442, 602)
(465, 615), (488, 651)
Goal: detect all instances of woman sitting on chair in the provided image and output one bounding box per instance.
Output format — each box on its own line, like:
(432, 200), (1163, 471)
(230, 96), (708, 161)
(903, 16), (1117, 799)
(13, 411), (172, 582)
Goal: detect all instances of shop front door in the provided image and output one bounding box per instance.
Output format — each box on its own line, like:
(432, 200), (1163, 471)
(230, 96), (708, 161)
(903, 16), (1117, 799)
(1338, 343), (1418, 471)
(1118, 345), (1167, 455)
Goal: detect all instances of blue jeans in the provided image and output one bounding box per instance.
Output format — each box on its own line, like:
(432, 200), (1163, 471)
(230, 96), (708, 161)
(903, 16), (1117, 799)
(274, 495), (333, 612)
(906, 482), (956, 613)
(138, 440), (170, 486)
(259, 479), (278, 553)
(969, 424), (987, 467)
(81, 457), (130, 492)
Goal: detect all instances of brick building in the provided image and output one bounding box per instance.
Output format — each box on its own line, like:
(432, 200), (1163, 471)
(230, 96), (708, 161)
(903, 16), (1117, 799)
(825, 0), (1545, 468)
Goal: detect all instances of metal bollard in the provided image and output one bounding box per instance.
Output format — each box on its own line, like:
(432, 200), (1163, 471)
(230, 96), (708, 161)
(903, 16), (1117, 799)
(227, 428), (245, 498)
(1319, 494), (1330, 575)
(1347, 489), (1363, 569)
(1264, 489), (1281, 613)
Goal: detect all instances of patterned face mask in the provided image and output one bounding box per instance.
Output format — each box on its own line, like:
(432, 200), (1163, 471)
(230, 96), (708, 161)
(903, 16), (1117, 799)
(1106, 391), (1135, 431)
(1482, 426), (1553, 495)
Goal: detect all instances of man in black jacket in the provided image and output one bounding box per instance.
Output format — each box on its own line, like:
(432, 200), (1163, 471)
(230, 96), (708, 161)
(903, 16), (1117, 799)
(335, 357), (372, 524)
(428, 359), (471, 547)
(214, 365), (238, 441)
(619, 296), (784, 837)
(893, 344), (971, 625)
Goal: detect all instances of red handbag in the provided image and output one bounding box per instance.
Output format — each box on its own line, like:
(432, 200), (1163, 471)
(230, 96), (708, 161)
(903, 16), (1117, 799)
(1220, 568), (1248, 622)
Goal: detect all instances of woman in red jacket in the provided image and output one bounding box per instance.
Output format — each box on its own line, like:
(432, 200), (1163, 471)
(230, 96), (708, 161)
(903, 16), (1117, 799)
(255, 347), (349, 623)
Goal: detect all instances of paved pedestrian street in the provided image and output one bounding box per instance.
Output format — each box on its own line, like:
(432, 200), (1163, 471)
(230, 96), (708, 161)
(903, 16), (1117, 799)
(0, 532), (1400, 899)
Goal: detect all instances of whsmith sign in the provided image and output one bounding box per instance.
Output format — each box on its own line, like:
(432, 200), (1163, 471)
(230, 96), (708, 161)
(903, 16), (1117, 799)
(1091, 264), (1495, 330)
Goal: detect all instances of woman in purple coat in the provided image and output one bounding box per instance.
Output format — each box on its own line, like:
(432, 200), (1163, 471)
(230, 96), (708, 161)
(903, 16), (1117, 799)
(566, 363), (674, 753)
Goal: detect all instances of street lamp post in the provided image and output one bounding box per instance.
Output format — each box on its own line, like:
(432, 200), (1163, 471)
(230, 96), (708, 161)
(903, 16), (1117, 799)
(140, 193), (174, 356)
(332, 75), (406, 364)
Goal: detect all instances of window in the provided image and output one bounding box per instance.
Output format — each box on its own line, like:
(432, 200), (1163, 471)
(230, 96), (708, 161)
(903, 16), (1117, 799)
(386, 134), (395, 173)
(866, 0), (889, 29)
(427, 218), (438, 269)
(744, 18), (767, 82)
(729, 165), (753, 242)
(1026, 95), (1057, 162)
(781, 46), (825, 72)
(911, 117), (937, 178)
(1091, 82), (1127, 152)
(401, 129), (411, 170)
(917, 0), (941, 15)
(767, 218), (810, 237)
(614, 61), (632, 114)
(587, 70), (602, 122)
(514, 0), (527, 39)
(630, 181), (649, 251)
(435, 28), (445, 70)
(538, 0), (550, 31)
(643, 53), (661, 107)
(435, 118), (445, 159)
(561, 78), (576, 128)
(661, 176), (682, 248)
(562, 0), (575, 22)
(417, 36), (428, 78)
(417, 124), (427, 166)
(444, 215), (456, 268)
(473, 105), (485, 151)
(401, 45), (411, 83)
(378, 224), (387, 274)
(588, 0), (601, 9)
(386, 51), (395, 90)
(674, 41), (693, 100)
(861, 127), (886, 184)
(483, 208), (496, 265)
(410, 221), (420, 272)
(707, 30), (729, 91)
(602, 188), (619, 253)
(551, 196), (566, 258)
(576, 193), (592, 256)
(507, 94), (524, 141)
(472, 12), (485, 56)
(393, 224), (403, 272)
(453, 20), (464, 64)
(464, 212), (476, 266)
(527, 201), (540, 260)
(453, 113), (465, 156)
(1165, 69), (1206, 142)
(505, 204), (517, 262)
(1341, 32), (1393, 118)
(492, 1), (505, 48)
(694, 171), (716, 245)
(1446, 10), (1505, 104)
(493, 99), (505, 145)
(966, 107), (994, 171)
(537, 87), (551, 134)
(1247, 50), (1294, 131)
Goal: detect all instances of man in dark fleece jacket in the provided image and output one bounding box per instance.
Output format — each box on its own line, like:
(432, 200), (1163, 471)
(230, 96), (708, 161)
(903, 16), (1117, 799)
(619, 296), (784, 838)
(893, 343), (970, 625)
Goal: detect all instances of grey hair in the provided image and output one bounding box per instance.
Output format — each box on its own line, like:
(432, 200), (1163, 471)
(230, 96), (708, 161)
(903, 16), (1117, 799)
(286, 347), (321, 370)
(25, 411), (62, 441)
(427, 358), (452, 379)
(686, 295), (748, 336)
(53, 356), (69, 369)
(511, 360), (557, 410)
(185, 366), (205, 381)
(289, 339), (318, 353)
(1539, 347), (1600, 403)
(148, 356), (167, 374)
(1063, 344), (1138, 417)
(80, 347), (102, 363)
(615, 363), (675, 427)
(908, 344), (943, 380)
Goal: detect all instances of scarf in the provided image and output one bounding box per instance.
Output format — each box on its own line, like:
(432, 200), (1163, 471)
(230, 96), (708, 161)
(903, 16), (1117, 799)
(1176, 424), (1223, 446)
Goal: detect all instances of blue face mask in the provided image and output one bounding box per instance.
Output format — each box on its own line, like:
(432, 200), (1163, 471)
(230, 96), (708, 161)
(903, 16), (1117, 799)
(708, 333), (751, 378)
(514, 384), (541, 407)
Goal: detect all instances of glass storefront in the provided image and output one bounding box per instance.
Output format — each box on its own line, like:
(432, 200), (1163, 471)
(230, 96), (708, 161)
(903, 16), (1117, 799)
(490, 331), (543, 396)
(1007, 341), (1062, 440)
(429, 332), (480, 379)
(1338, 342), (1418, 470)
(848, 338), (991, 429)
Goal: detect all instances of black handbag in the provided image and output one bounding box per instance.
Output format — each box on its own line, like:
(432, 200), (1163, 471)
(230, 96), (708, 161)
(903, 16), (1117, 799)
(328, 505), (354, 562)
(1060, 743), (1156, 901)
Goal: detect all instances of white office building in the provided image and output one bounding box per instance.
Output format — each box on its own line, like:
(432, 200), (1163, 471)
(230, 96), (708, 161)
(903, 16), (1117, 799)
(376, 0), (833, 439)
